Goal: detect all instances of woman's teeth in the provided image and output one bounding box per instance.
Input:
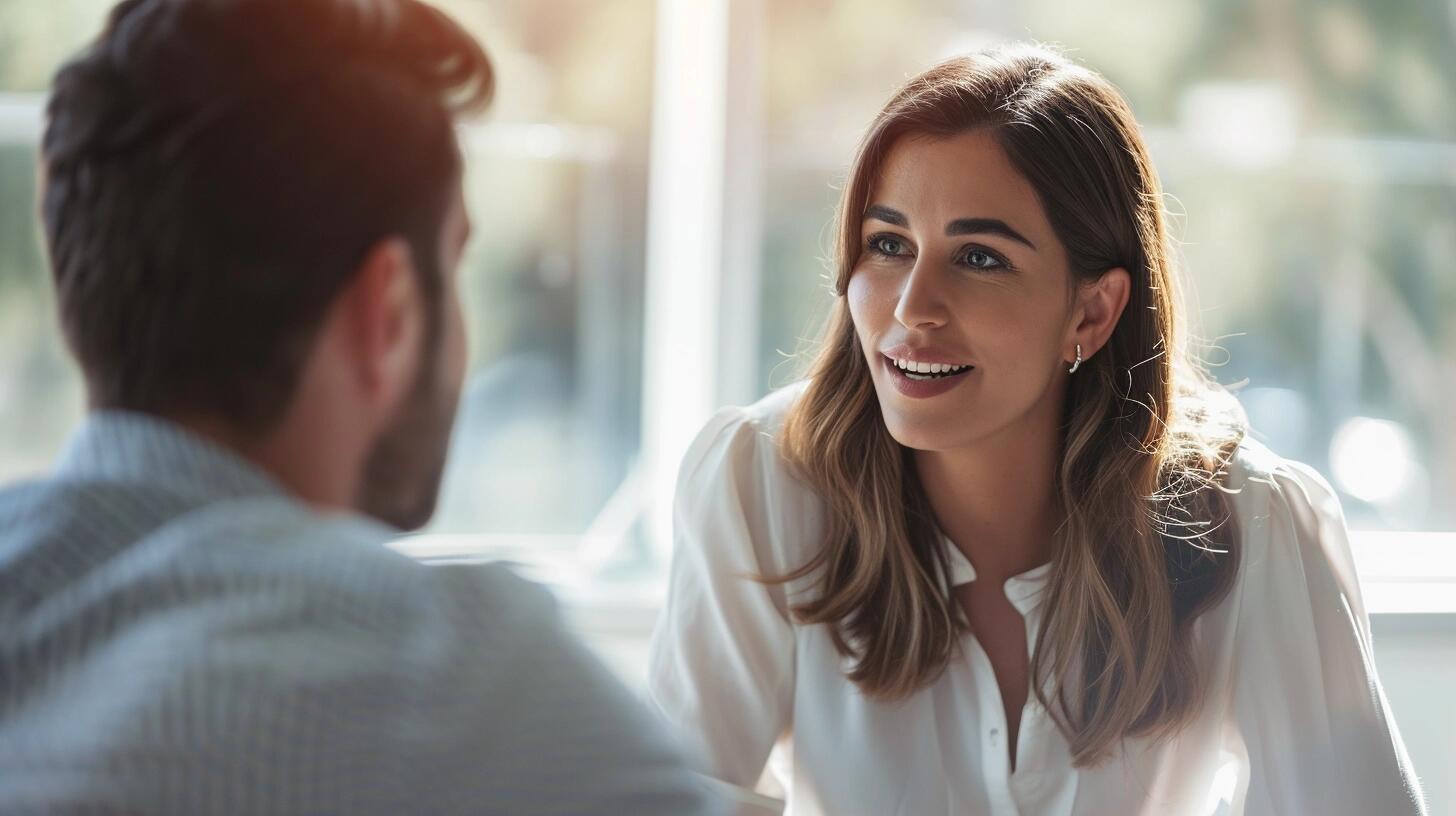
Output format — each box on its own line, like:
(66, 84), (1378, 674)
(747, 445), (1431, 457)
(891, 357), (972, 380)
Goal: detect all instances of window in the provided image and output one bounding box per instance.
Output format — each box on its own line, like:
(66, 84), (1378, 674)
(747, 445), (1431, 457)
(2, 1), (1452, 593)
(2, 0), (1453, 807)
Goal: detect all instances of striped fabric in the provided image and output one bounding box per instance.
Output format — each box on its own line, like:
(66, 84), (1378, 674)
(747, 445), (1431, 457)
(0, 412), (719, 815)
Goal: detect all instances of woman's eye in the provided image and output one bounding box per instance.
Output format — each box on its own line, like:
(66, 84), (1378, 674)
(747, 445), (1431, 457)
(961, 248), (1006, 270)
(868, 235), (908, 257)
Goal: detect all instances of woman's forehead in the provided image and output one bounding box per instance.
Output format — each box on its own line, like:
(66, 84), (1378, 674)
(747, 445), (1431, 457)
(867, 131), (1052, 241)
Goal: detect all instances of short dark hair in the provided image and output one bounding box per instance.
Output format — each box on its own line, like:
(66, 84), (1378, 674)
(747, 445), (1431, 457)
(41, 0), (493, 430)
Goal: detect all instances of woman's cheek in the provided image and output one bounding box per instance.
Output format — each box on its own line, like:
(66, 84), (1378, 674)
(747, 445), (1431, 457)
(847, 269), (893, 325)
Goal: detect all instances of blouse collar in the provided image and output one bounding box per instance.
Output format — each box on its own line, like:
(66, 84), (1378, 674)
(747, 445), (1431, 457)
(940, 535), (1054, 615)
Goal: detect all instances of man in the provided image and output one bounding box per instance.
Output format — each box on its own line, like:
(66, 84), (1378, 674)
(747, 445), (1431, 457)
(0, 0), (720, 813)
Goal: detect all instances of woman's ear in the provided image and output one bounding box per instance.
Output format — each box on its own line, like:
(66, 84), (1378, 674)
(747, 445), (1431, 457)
(1071, 267), (1132, 361)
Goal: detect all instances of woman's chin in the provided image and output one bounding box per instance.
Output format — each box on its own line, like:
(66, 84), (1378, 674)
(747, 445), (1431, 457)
(880, 414), (983, 454)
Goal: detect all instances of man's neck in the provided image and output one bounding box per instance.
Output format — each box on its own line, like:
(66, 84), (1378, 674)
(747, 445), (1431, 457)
(169, 410), (360, 518)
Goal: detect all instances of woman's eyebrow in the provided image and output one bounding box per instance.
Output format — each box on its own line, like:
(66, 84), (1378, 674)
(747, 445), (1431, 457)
(864, 204), (1036, 251)
(863, 204), (908, 226)
(945, 217), (1037, 250)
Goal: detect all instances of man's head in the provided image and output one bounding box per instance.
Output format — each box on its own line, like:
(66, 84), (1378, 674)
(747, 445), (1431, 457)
(40, 0), (492, 528)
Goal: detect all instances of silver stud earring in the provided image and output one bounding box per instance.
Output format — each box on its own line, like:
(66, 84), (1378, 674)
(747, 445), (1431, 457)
(1068, 344), (1082, 374)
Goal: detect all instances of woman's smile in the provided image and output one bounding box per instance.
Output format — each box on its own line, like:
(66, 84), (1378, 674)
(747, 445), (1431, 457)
(880, 353), (976, 398)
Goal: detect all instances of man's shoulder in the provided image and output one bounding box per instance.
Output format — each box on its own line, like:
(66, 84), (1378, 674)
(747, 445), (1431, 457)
(0, 473), (193, 535)
(0, 478), (721, 814)
(0, 466), (557, 639)
(0, 474), (574, 730)
(0, 474), (203, 615)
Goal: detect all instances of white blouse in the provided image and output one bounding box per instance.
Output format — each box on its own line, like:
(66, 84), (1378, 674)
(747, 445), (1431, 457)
(648, 386), (1427, 816)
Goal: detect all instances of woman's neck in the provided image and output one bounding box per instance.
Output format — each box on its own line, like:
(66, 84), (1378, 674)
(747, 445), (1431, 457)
(914, 413), (1062, 581)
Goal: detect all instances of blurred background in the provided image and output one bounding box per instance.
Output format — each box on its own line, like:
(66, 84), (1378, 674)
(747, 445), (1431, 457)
(1, 0), (1453, 810)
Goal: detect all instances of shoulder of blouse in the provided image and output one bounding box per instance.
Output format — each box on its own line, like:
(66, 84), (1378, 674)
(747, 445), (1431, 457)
(1225, 435), (1344, 534)
(675, 381), (823, 579)
(1223, 435), (1365, 615)
(737, 380), (808, 435)
(1228, 434), (1339, 521)
(684, 380), (809, 473)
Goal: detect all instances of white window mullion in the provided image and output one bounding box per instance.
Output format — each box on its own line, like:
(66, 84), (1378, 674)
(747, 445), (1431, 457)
(640, 0), (732, 560)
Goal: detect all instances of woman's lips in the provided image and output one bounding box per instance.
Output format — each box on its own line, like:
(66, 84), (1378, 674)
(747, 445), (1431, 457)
(881, 354), (975, 399)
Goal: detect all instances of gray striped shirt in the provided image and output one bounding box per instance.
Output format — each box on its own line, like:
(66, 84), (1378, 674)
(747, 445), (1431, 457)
(0, 412), (719, 815)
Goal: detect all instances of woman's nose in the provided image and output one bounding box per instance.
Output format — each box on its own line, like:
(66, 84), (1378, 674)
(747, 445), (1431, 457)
(893, 261), (950, 330)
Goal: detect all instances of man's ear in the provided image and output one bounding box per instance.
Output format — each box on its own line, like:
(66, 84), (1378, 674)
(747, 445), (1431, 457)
(1070, 266), (1132, 362)
(342, 237), (423, 418)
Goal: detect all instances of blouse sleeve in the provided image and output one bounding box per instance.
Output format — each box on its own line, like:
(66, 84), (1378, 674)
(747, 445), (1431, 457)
(647, 407), (799, 791)
(1228, 460), (1427, 815)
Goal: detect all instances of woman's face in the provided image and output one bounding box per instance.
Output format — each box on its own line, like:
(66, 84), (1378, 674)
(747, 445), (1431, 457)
(847, 129), (1086, 454)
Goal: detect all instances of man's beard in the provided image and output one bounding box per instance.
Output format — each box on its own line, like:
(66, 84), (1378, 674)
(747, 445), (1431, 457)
(356, 332), (461, 531)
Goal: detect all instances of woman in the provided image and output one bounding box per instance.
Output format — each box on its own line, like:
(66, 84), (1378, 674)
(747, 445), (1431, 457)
(647, 44), (1426, 815)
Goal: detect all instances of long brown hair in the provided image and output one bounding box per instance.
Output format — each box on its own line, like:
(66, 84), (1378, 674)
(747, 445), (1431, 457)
(776, 43), (1246, 767)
